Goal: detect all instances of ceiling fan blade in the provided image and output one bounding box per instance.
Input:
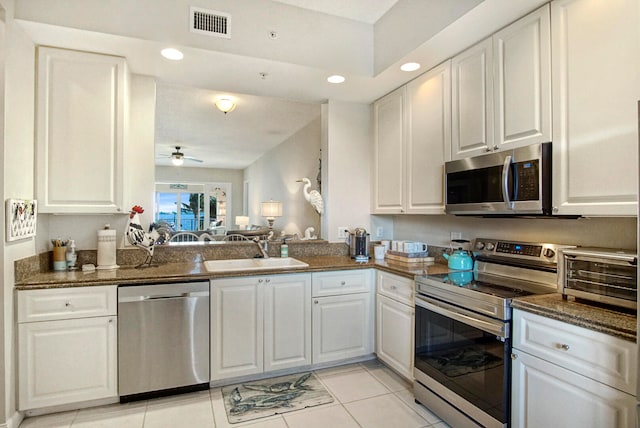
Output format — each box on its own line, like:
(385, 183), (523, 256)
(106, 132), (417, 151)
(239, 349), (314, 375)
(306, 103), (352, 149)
(184, 157), (203, 163)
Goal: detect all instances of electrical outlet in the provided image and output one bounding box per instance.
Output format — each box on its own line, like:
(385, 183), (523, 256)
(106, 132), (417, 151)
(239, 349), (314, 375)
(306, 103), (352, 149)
(451, 231), (462, 240)
(376, 227), (383, 237)
(338, 227), (349, 239)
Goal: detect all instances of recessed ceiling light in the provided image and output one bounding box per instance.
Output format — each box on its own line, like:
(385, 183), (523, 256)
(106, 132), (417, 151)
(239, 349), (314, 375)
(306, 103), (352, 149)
(327, 75), (346, 84)
(400, 62), (421, 72)
(161, 48), (184, 61)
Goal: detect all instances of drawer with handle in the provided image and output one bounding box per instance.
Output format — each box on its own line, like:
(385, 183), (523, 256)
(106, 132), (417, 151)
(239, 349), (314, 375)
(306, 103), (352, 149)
(311, 270), (372, 297)
(18, 285), (117, 323)
(513, 309), (636, 395)
(376, 271), (413, 305)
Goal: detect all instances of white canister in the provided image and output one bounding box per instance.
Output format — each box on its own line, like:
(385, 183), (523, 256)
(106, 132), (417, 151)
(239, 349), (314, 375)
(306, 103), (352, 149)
(374, 245), (385, 260)
(97, 226), (119, 270)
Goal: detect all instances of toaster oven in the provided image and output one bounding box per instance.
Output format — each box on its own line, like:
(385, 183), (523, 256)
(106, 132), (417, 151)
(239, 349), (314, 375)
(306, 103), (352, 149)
(559, 248), (637, 310)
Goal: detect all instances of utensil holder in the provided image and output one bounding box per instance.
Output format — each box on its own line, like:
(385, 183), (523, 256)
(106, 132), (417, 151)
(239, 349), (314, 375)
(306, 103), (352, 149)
(52, 247), (67, 271)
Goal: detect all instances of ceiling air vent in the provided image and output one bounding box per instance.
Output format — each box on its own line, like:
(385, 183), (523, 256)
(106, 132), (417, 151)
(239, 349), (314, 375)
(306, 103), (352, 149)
(190, 7), (231, 39)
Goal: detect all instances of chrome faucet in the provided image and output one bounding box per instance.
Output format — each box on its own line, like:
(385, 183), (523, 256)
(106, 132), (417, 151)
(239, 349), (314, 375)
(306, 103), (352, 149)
(254, 237), (270, 258)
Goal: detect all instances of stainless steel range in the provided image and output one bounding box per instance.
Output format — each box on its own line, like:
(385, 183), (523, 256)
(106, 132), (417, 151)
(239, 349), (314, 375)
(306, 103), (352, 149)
(413, 238), (574, 428)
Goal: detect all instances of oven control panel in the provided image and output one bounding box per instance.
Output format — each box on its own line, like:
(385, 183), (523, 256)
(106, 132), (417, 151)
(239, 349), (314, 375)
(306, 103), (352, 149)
(474, 238), (575, 264)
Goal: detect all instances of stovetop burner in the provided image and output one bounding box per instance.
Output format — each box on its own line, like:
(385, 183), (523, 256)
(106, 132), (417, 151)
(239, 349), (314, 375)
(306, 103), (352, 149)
(415, 238), (576, 321)
(422, 272), (540, 299)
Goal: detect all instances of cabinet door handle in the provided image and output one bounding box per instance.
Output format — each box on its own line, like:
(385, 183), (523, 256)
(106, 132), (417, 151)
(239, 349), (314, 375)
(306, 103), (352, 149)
(511, 353), (518, 360)
(258, 279), (264, 283)
(265, 279), (271, 283)
(314, 300), (319, 304)
(390, 285), (397, 290)
(64, 301), (71, 307)
(559, 343), (570, 351)
(340, 281), (346, 286)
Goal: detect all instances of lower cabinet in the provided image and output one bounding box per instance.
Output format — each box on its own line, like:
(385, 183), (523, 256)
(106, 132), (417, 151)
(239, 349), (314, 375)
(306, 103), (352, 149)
(511, 309), (637, 428)
(210, 273), (311, 381)
(17, 286), (118, 410)
(311, 270), (374, 365)
(375, 271), (414, 380)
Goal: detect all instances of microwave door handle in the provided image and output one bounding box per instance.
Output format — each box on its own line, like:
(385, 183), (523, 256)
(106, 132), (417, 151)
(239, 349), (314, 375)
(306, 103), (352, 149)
(502, 155), (513, 209)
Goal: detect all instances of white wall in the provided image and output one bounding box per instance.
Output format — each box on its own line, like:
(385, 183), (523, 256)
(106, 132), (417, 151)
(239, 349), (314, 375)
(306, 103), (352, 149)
(244, 116), (321, 237)
(156, 166), (244, 229)
(323, 100), (372, 242)
(393, 215), (637, 250)
(2, 0), (36, 424)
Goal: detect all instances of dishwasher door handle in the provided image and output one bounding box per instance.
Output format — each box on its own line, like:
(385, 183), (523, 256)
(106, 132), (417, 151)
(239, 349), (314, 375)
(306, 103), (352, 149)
(119, 291), (209, 303)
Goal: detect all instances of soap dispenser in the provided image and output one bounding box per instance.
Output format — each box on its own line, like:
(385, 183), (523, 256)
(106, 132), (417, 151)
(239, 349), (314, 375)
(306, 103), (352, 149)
(66, 240), (78, 270)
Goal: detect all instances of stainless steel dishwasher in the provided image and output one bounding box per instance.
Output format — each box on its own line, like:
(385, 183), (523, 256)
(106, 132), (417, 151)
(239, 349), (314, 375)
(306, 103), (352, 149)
(118, 281), (209, 401)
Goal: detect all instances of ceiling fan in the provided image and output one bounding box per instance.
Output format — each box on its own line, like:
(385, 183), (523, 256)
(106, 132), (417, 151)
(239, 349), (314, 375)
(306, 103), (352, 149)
(158, 146), (203, 166)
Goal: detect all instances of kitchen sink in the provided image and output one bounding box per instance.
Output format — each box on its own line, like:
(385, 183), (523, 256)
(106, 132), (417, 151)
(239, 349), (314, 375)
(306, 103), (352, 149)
(203, 257), (309, 273)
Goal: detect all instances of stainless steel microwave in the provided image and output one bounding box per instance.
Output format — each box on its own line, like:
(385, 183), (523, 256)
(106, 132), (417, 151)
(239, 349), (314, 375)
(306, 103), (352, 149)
(445, 142), (552, 216)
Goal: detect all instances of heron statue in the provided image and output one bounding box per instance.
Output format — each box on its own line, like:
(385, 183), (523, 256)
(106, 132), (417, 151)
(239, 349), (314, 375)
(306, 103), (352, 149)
(296, 177), (324, 215)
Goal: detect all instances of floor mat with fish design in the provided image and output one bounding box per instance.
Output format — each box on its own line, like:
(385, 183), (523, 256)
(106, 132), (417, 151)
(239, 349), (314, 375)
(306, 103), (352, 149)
(221, 372), (334, 423)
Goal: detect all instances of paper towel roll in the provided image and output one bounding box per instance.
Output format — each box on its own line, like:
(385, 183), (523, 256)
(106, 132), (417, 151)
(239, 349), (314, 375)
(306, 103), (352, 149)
(97, 228), (119, 270)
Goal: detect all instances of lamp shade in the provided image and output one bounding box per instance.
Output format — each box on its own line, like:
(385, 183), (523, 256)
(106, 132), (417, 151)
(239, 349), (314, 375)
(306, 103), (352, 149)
(235, 216), (249, 229)
(261, 200), (282, 218)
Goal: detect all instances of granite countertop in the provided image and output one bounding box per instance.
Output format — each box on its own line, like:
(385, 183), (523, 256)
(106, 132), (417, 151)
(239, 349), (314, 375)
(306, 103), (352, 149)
(512, 294), (637, 342)
(15, 255), (449, 289)
(17, 256), (633, 342)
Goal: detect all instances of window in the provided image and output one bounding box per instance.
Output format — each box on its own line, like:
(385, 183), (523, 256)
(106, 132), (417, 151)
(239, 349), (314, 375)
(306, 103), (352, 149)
(154, 183), (230, 232)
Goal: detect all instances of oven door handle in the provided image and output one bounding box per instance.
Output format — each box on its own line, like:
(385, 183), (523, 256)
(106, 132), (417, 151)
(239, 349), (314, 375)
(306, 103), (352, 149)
(415, 295), (507, 338)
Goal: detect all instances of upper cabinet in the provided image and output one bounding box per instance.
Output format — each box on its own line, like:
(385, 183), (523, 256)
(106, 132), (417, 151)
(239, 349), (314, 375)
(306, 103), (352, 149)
(451, 38), (494, 159)
(451, 5), (551, 160)
(372, 87), (405, 214)
(493, 5), (551, 151)
(404, 61), (451, 214)
(551, 0), (639, 216)
(372, 61), (451, 215)
(36, 47), (128, 214)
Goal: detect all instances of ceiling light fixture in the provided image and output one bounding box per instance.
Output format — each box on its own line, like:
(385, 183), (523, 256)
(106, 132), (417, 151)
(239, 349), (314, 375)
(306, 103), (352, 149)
(171, 155), (184, 166)
(215, 97), (236, 114)
(400, 62), (421, 72)
(161, 48), (184, 61)
(171, 146), (185, 166)
(327, 75), (346, 84)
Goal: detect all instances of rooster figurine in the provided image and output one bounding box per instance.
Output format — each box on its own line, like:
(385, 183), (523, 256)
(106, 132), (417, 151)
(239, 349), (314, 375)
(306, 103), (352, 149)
(126, 205), (160, 268)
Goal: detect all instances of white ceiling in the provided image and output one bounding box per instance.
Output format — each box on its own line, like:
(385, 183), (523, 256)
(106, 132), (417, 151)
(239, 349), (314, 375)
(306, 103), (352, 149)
(14, 0), (547, 169)
(155, 84), (321, 169)
(271, 0), (400, 24)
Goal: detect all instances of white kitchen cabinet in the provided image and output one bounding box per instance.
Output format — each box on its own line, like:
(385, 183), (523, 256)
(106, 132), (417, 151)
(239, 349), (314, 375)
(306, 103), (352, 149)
(372, 61), (451, 215)
(211, 273), (311, 381)
(376, 295), (414, 380)
(210, 277), (264, 380)
(372, 87), (405, 213)
(493, 4), (551, 150)
(375, 271), (414, 380)
(551, 0), (639, 216)
(18, 286), (117, 410)
(511, 309), (637, 428)
(452, 5), (551, 160)
(404, 61), (451, 214)
(311, 270), (374, 365)
(36, 46), (128, 214)
(512, 348), (635, 428)
(451, 37), (494, 160)
(264, 274), (312, 372)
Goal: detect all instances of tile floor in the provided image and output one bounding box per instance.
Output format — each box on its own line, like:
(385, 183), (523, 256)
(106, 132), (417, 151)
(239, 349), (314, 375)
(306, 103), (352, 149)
(19, 360), (451, 428)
